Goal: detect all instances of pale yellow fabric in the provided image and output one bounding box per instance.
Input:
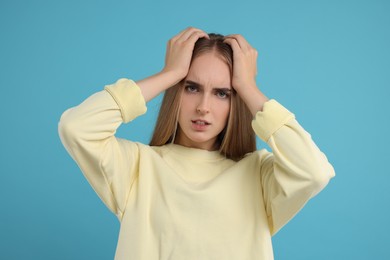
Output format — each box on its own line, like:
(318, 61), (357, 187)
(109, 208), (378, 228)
(58, 78), (335, 260)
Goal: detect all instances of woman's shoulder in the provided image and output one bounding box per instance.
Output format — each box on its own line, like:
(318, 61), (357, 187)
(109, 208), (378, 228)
(241, 148), (272, 163)
(115, 138), (157, 154)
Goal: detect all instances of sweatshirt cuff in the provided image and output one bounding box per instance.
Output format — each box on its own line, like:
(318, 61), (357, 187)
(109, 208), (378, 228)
(251, 99), (295, 142)
(104, 78), (147, 123)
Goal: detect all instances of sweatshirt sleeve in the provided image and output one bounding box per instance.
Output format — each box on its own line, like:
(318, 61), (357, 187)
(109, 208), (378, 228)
(58, 79), (147, 220)
(252, 99), (335, 235)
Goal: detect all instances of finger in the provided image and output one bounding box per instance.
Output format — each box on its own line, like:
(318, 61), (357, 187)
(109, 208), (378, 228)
(168, 27), (199, 48)
(224, 34), (251, 51)
(169, 27), (196, 44)
(223, 37), (242, 54)
(176, 27), (207, 43)
(186, 30), (209, 45)
(172, 27), (194, 40)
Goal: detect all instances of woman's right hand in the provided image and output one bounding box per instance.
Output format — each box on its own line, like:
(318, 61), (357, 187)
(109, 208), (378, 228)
(137, 27), (208, 102)
(162, 27), (209, 82)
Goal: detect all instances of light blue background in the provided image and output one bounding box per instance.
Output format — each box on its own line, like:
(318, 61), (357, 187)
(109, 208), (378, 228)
(1, 0), (389, 259)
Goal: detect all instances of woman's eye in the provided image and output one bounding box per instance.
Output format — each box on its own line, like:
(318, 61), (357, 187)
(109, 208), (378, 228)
(216, 90), (229, 99)
(185, 85), (198, 93)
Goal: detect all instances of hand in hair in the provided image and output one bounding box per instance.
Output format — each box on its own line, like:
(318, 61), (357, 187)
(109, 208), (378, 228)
(224, 34), (269, 114)
(136, 27), (209, 102)
(162, 27), (210, 81)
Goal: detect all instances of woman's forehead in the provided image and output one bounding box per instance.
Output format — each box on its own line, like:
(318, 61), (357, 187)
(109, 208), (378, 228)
(187, 54), (232, 87)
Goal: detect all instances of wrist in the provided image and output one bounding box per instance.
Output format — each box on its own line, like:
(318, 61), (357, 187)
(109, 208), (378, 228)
(136, 70), (185, 102)
(160, 68), (186, 86)
(235, 84), (269, 115)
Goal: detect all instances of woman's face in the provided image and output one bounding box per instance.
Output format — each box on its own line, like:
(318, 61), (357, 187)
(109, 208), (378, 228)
(176, 52), (232, 150)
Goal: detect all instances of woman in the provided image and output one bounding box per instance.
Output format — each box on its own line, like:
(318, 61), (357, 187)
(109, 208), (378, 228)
(59, 27), (335, 259)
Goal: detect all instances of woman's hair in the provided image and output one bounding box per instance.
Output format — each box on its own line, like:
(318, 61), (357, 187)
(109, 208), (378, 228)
(149, 33), (256, 161)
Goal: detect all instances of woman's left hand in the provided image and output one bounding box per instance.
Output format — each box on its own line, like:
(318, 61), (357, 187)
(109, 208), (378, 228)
(223, 34), (258, 92)
(224, 34), (269, 114)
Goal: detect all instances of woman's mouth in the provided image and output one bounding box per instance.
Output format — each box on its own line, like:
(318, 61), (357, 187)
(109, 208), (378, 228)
(192, 120), (210, 125)
(191, 120), (210, 130)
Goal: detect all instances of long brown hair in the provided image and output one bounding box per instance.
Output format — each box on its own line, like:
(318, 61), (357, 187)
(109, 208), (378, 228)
(149, 33), (256, 161)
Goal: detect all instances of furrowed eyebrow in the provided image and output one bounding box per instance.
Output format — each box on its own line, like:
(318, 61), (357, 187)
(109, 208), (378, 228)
(214, 88), (232, 93)
(185, 80), (231, 92)
(184, 80), (202, 88)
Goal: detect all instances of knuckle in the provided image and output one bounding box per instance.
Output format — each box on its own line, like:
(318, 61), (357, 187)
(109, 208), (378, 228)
(169, 37), (177, 43)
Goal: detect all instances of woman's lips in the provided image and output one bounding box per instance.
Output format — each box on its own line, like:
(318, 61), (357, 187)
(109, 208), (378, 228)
(191, 120), (210, 130)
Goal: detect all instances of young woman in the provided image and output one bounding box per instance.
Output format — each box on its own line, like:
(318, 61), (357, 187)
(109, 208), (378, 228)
(59, 27), (335, 259)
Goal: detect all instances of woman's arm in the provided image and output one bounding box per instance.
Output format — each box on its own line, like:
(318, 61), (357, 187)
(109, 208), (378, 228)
(137, 27), (209, 102)
(58, 80), (146, 220)
(225, 34), (335, 234)
(58, 27), (208, 219)
(223, 34), (268, 115)
(253, 100), (335, 234)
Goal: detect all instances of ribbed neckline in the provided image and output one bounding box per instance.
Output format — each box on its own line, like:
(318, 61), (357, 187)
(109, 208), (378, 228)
(163, 143), (226, 162)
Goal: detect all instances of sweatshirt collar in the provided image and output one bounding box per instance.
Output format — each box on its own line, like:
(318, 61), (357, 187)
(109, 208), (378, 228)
(164, 143), (226, 162)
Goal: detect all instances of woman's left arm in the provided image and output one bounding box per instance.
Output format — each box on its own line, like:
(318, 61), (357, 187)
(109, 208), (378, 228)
(225, 35), (335, 234)
(253, 100), (335, 234)
(223, 34), (268, 115)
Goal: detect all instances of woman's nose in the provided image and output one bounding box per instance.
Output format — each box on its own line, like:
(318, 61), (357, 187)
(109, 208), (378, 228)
(196, 95), (210, 114)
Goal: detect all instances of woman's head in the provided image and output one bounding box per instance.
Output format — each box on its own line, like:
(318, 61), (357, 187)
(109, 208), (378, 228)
(150, 33), (256, 161)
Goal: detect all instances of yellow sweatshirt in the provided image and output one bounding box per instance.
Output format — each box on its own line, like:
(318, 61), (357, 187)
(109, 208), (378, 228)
(58, 78), (335, 260)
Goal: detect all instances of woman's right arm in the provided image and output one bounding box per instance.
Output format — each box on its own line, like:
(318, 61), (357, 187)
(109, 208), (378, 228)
(58, 79), (146, 220)
(58, 27), (208, 220)
(137, 27), (209, 102)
